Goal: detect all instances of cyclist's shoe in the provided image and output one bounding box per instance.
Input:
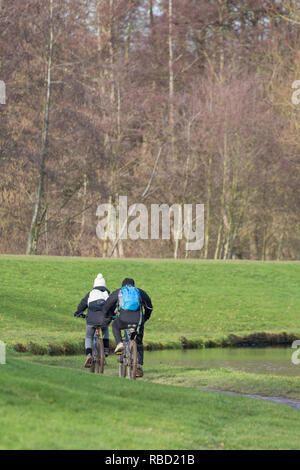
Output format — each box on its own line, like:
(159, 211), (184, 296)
(84, 353), (93, 368)
(104, 347), (110, 357)
(136, 365), (144, 378)
(114, 342), (124, 354)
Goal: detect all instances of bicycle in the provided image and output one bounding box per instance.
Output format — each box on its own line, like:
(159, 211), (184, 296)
(118, 324), (138, 380)
(76, 313), (105, 374)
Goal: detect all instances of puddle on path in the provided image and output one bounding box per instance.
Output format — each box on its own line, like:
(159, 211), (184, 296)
(197, 387), (300, 409)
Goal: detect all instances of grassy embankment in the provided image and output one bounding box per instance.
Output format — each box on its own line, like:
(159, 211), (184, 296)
(1, 352), (300, 450)
(1, 255), (300, 354)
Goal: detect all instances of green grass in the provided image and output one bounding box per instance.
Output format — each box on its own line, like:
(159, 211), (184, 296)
(144, 364), (300, 400)
(21, 349), (300, 401)
(1, 352), (300, 450)
(0, 255), (300, 352)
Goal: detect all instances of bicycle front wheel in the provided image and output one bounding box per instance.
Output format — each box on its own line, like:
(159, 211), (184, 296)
(117, 340), (127, 377)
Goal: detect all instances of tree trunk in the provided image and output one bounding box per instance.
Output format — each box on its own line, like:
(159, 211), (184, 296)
(103, 195), (113, 257)
(261, 224), (268, 261)
(78, 173), (88, 244)
(168, 0), (175, 155)
(26, 0), (53, 255)
(277, 231), (284, 261)
(214, 132), (228, 259)
(173, 203), (182, 259)
(125, 2), (133, 66)
(204, 147), (212, 259)
(149, 0), (154, 27)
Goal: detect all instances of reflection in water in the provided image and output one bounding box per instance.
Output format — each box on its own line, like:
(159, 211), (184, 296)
(145, 347), (300, 377)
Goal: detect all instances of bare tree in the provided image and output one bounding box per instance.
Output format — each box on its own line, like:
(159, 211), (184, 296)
(26, 0), (54, 255)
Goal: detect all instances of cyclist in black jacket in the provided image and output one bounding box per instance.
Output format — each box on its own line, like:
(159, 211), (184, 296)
(73, 273), (114, 368)
(102, 277), (153, 377)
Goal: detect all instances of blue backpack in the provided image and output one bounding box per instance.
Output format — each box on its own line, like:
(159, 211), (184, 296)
(119, 286), (141, 311)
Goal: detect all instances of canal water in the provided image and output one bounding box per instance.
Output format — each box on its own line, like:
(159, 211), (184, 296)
(145, 347), (300, 377)
(145, 347), (300, 408)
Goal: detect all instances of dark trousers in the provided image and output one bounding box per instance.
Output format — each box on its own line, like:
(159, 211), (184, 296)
(112, 315), (145, 365)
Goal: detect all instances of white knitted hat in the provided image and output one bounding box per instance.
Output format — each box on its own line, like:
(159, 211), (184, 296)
(93, 273), (106, 288)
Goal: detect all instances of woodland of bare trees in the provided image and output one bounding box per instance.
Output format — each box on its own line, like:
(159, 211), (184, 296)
(0, 0), (300, 259)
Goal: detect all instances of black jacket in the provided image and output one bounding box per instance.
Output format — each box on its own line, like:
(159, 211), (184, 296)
(75, 286), (114, 326)
(102, 287), (153, 322)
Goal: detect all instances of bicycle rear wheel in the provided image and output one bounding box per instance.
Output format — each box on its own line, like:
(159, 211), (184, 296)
(119, 355), (126, 377)
(89, 361), (95, 373)
(128, 340), (138, 380)
(95, 337), (105, 374)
